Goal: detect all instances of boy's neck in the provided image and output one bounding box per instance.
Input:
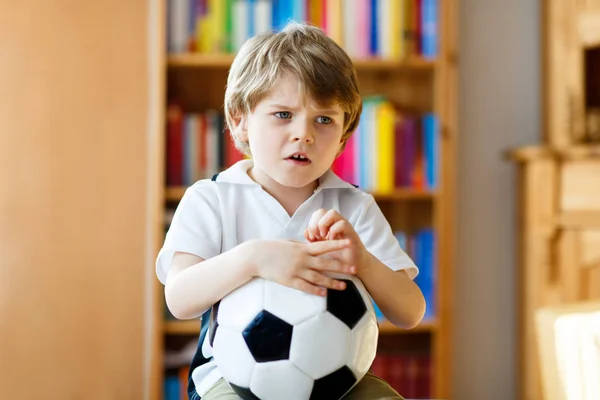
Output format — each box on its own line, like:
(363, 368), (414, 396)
(248, 167), (318, 217)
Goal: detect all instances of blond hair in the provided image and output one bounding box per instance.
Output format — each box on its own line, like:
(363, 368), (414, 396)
(224, 21), (362, 156)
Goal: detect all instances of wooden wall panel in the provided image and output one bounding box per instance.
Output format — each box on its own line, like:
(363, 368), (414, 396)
(0, 1), (159, 398)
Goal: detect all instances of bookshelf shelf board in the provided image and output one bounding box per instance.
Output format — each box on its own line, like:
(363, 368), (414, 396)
(167, 53), (436, 71)
(165, 186), (435, 203)
(379, 319), (437, 334)
(164, 319), (436, 336)
(164, 320), (201, 335)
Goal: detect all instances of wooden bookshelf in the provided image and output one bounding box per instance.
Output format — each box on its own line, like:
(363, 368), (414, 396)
(164, 319), (437, 336)
(167, 53), (436, 71)
(156, 2), (457, 399)
(165, 186), (436, 203)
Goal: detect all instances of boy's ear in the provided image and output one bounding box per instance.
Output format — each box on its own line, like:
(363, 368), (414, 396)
(231, 114), (248, 142)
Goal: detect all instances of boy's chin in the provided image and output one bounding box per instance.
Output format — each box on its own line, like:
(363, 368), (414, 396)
(275, 174), (320, 189)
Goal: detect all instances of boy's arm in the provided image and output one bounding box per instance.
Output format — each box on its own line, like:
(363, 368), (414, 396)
(165, 238), (355, 320)
(305, 207), (425, 329)
(357, 253), (425, 329)
(165, 243), (255, 320)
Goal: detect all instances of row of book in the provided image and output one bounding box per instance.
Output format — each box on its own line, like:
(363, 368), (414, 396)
(167, 0), (438, 59)
(166, 104), (243, 187)
(372, 229), (436, 320)
(164, 354), (432, 400)
(332, 97), (438, 193)
(165, 101), (439, 192)
(371, 353), (432, 398)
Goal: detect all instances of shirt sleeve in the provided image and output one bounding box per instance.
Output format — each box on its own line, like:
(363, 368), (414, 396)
(155, 181), (222, 284)
(353, 196), (418, 280)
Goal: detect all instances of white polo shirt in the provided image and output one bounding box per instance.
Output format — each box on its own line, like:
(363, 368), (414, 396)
(156, 159), (417, 396)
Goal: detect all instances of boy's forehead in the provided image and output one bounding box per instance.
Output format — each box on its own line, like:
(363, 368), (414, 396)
(262, 75), (343, 112)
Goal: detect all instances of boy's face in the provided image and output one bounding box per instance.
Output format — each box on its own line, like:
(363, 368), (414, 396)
(237, 74), (345, 190)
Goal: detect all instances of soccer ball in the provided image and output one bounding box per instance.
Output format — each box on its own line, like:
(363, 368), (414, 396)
(208, 274), (379, 400)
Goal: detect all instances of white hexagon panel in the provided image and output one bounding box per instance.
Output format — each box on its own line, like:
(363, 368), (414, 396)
(250, 360), (314, 400)
(217, 277), (265, 332)
(263, 280), (327, 325)
(212, 326), (256, 388)
(290, 313), (351, 379)
(347, 313), (379, 379)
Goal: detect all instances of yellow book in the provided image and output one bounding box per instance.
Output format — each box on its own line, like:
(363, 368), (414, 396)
(211, 0), (225, 52)
(310, 0), (323, 28)
(376, 101), (396, 194)
(327, 0), (343, 46)
(197, 9), (212, 53)
(391, 0), (406, 58)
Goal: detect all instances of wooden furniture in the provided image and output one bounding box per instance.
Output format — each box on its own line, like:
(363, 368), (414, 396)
(511, 1), (600, 399)
(535, 300), (600, 400)
(155, 1), (458, 399)
(0, 1), (161, 399)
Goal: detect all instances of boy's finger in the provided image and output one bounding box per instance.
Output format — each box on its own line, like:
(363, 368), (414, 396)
(317, 209), (343, 238)
(327, 219), (348, 240)
(291, 278), (327, 297)
(300, 270), (346, 291)
(307, 209), (328, 240)
(306, 239), (351, 255)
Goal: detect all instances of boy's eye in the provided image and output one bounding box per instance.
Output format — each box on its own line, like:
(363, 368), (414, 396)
(316, 116), (332, 124)
(274, 111), (292, 119)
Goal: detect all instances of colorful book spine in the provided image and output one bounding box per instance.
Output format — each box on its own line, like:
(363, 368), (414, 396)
(167, 0), (439, 60)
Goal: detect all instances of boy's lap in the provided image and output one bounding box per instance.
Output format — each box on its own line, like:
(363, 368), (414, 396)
(202, 372), (404, 400)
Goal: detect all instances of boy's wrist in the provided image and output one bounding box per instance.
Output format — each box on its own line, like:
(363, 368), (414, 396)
(238, 239), (260, 279)
(356, 249), (375, 279)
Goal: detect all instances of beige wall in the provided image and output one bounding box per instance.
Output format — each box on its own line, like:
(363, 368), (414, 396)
(455, 1), (541, 399)
(0, 1), (160, 398)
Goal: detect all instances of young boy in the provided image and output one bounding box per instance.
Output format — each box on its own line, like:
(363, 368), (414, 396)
(157, 22), (425, 400)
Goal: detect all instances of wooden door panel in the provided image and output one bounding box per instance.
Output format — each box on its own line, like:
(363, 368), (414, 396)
(0, 1), (156, 399)
(580, 0), (600, 11)
(579, 11), (600, 47)
(560, 161), (600, 211)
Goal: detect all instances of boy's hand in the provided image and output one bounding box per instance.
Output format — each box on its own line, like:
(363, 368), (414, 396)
(304, 209), (370, 275)
(247, 239), (357, 297)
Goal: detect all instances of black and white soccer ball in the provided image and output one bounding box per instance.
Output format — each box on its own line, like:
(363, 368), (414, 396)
(208, 273), (379, 400)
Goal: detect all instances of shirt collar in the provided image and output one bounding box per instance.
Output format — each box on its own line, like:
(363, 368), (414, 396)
(217, 159), (357, 191)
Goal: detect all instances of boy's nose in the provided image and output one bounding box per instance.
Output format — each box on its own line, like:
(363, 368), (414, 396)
(291, 123), (315, 144)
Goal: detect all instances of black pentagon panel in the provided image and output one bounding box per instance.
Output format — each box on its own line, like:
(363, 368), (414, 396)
(208, 301), (220, 347)
(327, 280), (367, 329)
(242, 310), (293, 362)
(309, 365), (357, 400)
(229, 382), (260, 400)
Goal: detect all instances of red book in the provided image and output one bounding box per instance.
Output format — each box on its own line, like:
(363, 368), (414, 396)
(387, 355), (405, 395)
(370, 353), (390, 383)
(404, 355), (420, 398)
(166, 103), (184, 186)
(342, 133), (356, 184)
(225, 127), (243, 167)
(415, 355), (432, 398)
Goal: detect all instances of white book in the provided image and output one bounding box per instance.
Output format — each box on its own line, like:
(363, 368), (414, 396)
(254, 0), (272, 35)
(168, 0), (189, 53)
(233, 0), (249, 52)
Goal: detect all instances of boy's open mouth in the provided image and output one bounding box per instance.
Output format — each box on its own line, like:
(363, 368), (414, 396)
(286, 152), (311, 164)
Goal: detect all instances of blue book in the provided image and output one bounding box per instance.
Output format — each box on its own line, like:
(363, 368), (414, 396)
(414, 229), (436, 320)
(164, 375), (180, 400)
(248, 0), (256, 37)
(358, 100), (371, 190)
(292, 0), (305, 24)
(423, 113), (439, 189)
(421, 0), (438, 59)
(370, 0), (378, 56)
